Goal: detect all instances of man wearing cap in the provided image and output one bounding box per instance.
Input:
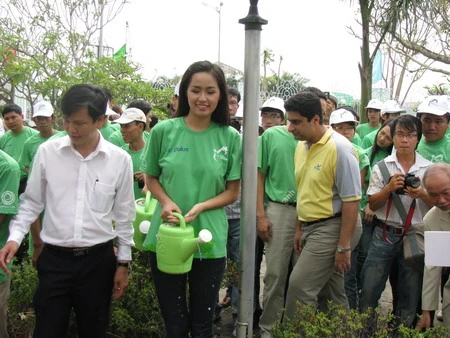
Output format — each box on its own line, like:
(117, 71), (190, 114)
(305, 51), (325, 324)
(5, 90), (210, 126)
(20, 101), (62, 174)
(19, 100), (63, 266)
(257, 96), (298, 336)
(361, 100), (405, 149)
(109, 100), (153, 148)
(356, 99), (383, 139)
(0, 149), (19, 337)
(0, 84), (135, 337)
(99, 88), (120, 141)
(417, 95), (450, 164)
(283, 91), (361, 316)
(114, 108), (147, 199)
(0, 104), (38, 194)
(260, 97), (286, 131)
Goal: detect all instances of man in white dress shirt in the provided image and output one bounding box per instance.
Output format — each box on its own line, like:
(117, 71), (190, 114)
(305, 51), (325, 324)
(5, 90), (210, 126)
(0, 84), (135, 337)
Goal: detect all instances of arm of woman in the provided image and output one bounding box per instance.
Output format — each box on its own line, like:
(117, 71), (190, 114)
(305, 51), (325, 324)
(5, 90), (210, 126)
(145, 174), (182, 222)
(184, 180), (240, 223)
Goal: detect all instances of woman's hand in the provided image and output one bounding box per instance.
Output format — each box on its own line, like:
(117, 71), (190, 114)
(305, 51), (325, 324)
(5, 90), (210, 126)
(184, 203), (205, 223)
(161, 201), (182, 223)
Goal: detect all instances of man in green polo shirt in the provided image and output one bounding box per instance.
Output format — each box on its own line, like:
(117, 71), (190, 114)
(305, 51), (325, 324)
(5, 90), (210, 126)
(0, 104), (38, 194)
(356, 99), (383, 139)
(417, 95), (450, 164)
(0, 150), (20, 337)
(114, 108), (147, 200)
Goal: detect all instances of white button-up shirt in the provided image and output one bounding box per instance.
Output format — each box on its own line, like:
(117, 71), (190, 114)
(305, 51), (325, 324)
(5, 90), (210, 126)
(367, 151), (431, 227)
(8, 134), (135, 260)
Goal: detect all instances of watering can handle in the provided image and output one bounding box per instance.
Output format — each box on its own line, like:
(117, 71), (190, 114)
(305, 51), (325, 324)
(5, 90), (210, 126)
(171, 212), (186, 228)
(144, 191), (152, 213)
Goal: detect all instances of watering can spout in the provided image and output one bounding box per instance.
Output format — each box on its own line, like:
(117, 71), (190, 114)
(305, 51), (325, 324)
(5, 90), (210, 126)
(180, 229), (213, 262)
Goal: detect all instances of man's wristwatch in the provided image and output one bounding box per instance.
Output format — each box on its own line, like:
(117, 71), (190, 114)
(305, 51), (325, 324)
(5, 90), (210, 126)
(117, 260), (132, 269)
(336, 244), (351, 253)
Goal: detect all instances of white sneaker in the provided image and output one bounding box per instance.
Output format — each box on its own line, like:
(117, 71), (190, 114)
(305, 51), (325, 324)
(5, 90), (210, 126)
(437, 309), (443, 322)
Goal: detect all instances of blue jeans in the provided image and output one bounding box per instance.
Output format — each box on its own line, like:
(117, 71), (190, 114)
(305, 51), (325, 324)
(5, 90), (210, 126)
(150, 252), (226, 338)
(359, 227), (423, 328)
(227, 218), (240, 313)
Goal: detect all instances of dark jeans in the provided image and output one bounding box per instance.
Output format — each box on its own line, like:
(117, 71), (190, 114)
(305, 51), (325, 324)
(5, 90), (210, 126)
(33, 241), (116, 337)
(227, 218), (240, 313)
(150, 252), (226, 338)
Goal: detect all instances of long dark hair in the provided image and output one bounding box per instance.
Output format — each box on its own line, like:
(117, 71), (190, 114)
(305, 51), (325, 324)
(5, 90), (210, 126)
(369, 119), (395, 165)
(176, 60), (230, 126)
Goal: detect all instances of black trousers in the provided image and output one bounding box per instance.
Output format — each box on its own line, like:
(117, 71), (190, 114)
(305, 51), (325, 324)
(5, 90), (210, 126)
(149, 252), (225, 338)
(33, 241), (116, 338)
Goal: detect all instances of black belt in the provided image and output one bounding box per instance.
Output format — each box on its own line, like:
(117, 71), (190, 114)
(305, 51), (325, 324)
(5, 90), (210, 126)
(45, 240), (113, 257)
(375, 220), (403, 236)
(301, 213), (342, 227)
(268, 198), (297, 207)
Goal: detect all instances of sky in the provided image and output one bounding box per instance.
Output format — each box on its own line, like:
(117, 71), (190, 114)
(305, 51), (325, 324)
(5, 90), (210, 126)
(101, 0), (444, 102)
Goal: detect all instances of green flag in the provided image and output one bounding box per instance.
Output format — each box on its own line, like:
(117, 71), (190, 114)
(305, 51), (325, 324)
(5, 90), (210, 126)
(113, 44), (126, 61)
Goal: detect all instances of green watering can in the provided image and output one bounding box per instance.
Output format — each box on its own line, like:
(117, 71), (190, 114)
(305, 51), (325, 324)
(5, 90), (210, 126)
(133, 191), (157, 250)
(156, 212), (212, 274)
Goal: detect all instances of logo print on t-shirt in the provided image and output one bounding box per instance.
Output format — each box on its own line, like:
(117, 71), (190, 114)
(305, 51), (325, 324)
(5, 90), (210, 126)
(431, 154), (444, 163)
(314, 164), (322, 171)
(213, 146), (228, 161)
(1, 191), (15, 206)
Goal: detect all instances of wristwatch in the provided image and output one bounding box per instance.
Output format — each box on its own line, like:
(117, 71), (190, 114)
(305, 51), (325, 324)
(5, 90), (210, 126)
(336, 244), (352, 253)
(117, 260), (132, 269)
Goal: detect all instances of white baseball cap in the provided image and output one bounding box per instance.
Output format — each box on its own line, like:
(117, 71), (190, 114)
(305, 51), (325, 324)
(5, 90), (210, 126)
(114, 108), (146, 124)
(260, 97), (285, 114)
(381, 100), (406, 115)
(329, 108), (359, 125)
(417, 95), (450, 116)
(33, 100), (54, 117)
(366, 99), (383, 110)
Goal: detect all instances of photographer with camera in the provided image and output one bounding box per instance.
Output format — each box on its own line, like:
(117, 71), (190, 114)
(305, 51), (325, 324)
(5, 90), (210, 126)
(359, 114), (433, 329)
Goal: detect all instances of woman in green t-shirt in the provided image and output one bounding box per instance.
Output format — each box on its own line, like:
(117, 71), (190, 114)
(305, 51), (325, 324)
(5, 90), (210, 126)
(143, 60), (242, 337)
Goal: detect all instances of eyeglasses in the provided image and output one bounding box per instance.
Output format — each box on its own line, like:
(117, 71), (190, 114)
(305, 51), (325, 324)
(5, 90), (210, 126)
(261, 114), (282, 120)
(229, 100), (239, 106)
(394, 131), (417, 139)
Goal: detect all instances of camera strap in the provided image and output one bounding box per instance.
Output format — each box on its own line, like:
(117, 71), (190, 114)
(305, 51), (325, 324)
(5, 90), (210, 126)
(378, 160), (416, 244)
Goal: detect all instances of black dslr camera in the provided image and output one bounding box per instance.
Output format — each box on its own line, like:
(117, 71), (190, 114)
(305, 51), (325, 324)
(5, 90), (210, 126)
(395, 174), (421, 194)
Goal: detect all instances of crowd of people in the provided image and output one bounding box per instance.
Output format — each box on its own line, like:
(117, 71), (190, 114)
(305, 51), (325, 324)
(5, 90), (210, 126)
(0, 60), (449, 338)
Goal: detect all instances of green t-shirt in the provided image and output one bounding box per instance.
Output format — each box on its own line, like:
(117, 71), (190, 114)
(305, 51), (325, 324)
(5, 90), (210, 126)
(353, 144), (370, 212)
(141, 118), (242, 258)
(351, 133), (362, 147)
(361, 129), (377, 150)
(258, 126), (297, 203)
(0, 150), (20, 283)
(0, 127), (38, 178)
(110, 129), (150, 148)
(356, 123), (380, 140)
(122, 143), (145, 200)
(417, 136), (450, 163)
(48, 130), (67, 140)
(19, 130), (64, 173)
(99, 121), (119, 141)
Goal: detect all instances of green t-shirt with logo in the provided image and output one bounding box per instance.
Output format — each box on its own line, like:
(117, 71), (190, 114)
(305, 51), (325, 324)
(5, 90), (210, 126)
(0, 150), (20, 283)
(0, 127), (38, 178)
(258, 126), (297, 203)
(20, 131), (64, 173)
(122, 143), (145, 200)
(417, 136), (450, 163)
(357, 123), (380, 140)
(141, 118), (242, 259)
(361, 129), (377, 150)
(353, 144), (369, 211)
